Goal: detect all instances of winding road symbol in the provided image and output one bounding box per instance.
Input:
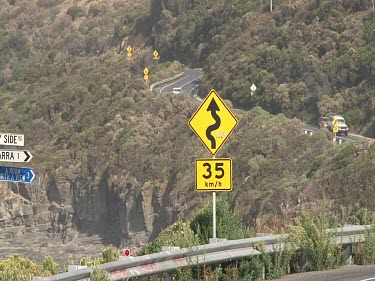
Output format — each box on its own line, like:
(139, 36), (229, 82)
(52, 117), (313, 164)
(206, 98), (221, 149)
(189, 89), (238, 155)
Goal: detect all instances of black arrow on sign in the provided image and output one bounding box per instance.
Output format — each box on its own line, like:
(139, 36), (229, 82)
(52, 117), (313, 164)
(206, 98), (221, 149)
(24, 151), (32, 162)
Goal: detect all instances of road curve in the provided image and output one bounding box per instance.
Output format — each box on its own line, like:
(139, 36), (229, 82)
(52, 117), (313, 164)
(159, 68), (202, 94)
(161, 69), (374, 143)
(276, 265), (375, 281)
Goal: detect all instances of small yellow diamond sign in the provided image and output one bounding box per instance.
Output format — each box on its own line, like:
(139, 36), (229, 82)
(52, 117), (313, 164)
(333, 119), (339, 127)
(189, 89), (238, 155)
(196, 158), (232, 192)
(144, 67), (149, 75)
(153, 50), (159, 59)
(127, 46), (132, 53)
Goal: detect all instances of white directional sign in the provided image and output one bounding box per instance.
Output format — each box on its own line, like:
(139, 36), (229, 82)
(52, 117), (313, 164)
(250, 84), (257, 92)
(0, 133), (24, 146)
(0, 150), (32, 162)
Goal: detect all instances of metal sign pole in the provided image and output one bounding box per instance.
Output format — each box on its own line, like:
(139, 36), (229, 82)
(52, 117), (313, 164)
(213, 155), (216, 240)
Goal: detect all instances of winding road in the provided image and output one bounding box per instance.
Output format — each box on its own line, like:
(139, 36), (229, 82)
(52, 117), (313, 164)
(157, 68), (202, 96)
(157, 68), (373, 143)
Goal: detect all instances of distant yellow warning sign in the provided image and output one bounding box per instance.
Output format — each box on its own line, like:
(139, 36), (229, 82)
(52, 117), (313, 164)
(333, 119), (339, 127)
(189, 89), (238, 155)
(196, 158), (232, 192)
(127, 46), (132, 57)
(144, 67), (149, 75)
(153, 50), (159, 60)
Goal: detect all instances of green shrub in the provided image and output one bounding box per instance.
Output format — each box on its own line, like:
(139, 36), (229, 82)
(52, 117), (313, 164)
(290, 210), (343, 271)
(141, 220), (199, 254)
(353, 225), (375, 265)
(90, 267), (111, 281)
(347, 208), (375, 225)
(238, 257), (264, 280)
(43, 256), (58, 275)
(79, 255), (102, 267)
(190, 199), (252, 244)
(67, 5), (85, 20)
(0, 255), (52, 280)
(101, 245), (119, 263)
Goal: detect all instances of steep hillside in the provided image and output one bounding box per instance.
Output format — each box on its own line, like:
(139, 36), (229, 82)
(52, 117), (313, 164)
(0, 0), (374, 265)
(149, 0), (375, 136)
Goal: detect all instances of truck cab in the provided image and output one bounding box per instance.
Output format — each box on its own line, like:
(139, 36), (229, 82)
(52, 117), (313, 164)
(327, 115), (349, 136)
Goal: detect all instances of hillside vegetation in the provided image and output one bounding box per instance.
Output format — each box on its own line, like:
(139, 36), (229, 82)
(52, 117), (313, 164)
(149, 0), (375, 136)
(0, 0), (374, 264)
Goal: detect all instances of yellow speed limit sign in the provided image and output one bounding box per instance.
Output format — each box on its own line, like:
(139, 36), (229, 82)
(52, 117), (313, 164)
(196, 158), (232, 192)
(333, 126), (339, 133)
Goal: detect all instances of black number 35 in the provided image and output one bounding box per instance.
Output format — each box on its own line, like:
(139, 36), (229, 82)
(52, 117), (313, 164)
(202, 163), (224, 179)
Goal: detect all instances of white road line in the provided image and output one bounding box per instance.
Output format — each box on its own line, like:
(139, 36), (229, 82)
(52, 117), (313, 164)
(159, 73), (190, 93)
(179, 74), (200, 89)
(358, 277), (375, 281)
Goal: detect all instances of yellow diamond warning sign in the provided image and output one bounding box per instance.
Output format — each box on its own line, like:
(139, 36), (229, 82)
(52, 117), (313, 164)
(189, 89), (238, 155)
(196, 158), (232, 192)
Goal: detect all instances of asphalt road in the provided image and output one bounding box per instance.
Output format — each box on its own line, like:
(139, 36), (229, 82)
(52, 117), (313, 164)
(300, 123), (373, 143)
(276, 265), (375, 281)
(158, 68), (202, 95)
(161, 69), (373, 143)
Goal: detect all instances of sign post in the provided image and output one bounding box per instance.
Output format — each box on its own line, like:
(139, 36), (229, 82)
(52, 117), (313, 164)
(189, 89), (238, 241)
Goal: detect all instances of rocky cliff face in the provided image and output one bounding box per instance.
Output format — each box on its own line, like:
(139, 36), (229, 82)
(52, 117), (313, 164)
(0, 169), (178, 265)
(0, 91), (200, 265)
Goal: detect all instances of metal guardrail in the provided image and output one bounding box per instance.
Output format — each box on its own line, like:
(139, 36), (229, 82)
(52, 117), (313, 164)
(149, 72), (185, 91)
(303, 127), (351, 144)
(39, 225), (370, 281)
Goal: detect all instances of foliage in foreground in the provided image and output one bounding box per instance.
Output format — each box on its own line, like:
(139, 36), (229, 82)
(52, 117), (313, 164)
(4, 208), (375, 280)
(80, 245), (119, 266)
(190, 199), (253, 244)
(0, 255), (57, 280)
(352, 225), (375, 265)
(90, 267), (111, 281)
(290, 209), (343, 271)
(141, 220), (200, 255)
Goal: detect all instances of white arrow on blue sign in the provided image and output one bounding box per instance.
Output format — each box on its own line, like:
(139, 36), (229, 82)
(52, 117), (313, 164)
(0, 166), (35, 183)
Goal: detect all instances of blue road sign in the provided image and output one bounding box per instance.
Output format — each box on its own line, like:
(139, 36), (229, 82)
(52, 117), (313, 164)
(0, 166), (35, 183)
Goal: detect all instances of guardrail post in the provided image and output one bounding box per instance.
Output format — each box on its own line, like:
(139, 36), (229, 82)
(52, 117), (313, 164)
(262, 266), (265, 280)
(344, 244), (353, 264)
